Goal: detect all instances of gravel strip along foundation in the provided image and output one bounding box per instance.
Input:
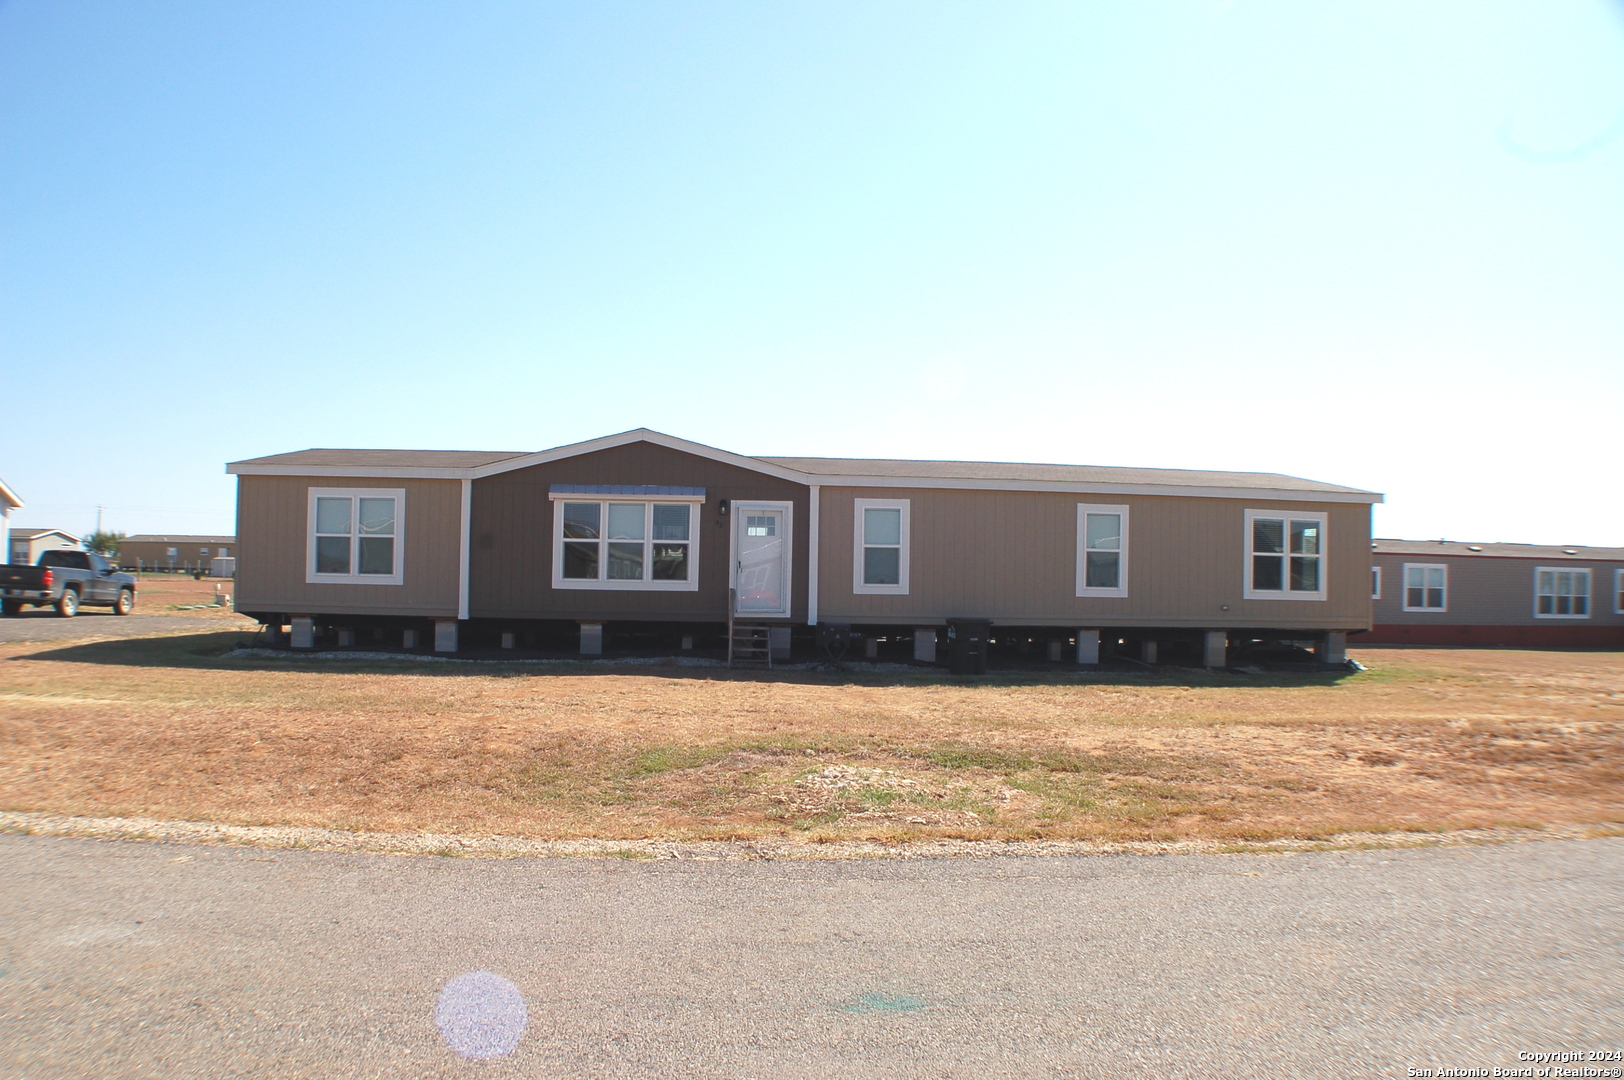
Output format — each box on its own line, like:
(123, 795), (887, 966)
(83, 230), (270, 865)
(3, 810), (1618, 861)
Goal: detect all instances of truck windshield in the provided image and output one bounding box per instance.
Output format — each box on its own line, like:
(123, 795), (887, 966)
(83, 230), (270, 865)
(38, 550), (91, 570)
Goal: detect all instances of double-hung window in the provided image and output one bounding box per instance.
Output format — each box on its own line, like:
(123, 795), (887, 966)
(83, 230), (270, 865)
(552, 495), (701, 591)
(1075, 504), (1129, 597)
(1402, 563), (1447, 611)
(1616, 569), (1624, 616)
(306, 488), (404, 585)
(852, 499), (909, 594)
(1534, 567), (1590, 618)
(1243, 509), (1326, 600)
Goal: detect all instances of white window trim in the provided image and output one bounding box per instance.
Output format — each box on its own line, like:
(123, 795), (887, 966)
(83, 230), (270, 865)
(1616, 569), (1624, 616)
(1371, 565), (1382, 600)
(1075, 503), (1129, 598)
(550, 498), (702, 592)
(1242, 509), (1327, 601)
(852, 498), (910, 595)
(1533, 565), (1592, 620)
(730, 500), (795, 615)
(306, 487), (406, 586)
(1401, 562), (1448, 613)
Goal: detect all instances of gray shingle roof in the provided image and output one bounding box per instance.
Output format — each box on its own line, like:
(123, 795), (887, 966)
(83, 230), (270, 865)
(758, 456), (1376, 495)
(231, 449), (530, 469)
(1372, 539), (1624, 561)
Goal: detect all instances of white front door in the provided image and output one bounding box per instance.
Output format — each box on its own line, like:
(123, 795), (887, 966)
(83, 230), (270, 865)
(734, 503), (791, 615)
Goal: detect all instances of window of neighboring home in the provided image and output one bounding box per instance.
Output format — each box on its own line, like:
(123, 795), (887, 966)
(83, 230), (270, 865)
(166, 547), (178, 561)
(199, 546), (209, 557)
(552, 499), (700, 591)
(1244, 509), (1326, 600)
(1616, 569), (1624, 615)
(1075, 504), (1129, 597)
(1402, 563), (1447, 611)
(1534, 567), (1591, 618)
(306, 488), (404, 585)
(218, 547), (228, 557)
(853, 499), (909, 594)
(1371, 566), (1382, 600)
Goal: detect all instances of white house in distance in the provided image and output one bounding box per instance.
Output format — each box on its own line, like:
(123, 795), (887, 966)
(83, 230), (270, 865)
(8, 527), (82, 566)
(0, 476), (21, 563)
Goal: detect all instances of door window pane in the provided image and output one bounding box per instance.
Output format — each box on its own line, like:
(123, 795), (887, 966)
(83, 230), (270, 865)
(316, 497), (350, 534)
(652, 504), (690, 541)
(358, 536), (394, 575)
(562, 541), (599, 579)
(316, 536), (351, 574)
(562, 503), (600, 539)
(746, 514), (776, 537)
(1253, 554), (1283, 591)
(607, 542), (644, 580)
(652, 544), (688, 580)
(863, 508), (901, 546)
(1252, 518), (1283, 554)
(607, 503), (645, 540)
(864, 546), (900, 586)
(1085, 550), (1119, 589)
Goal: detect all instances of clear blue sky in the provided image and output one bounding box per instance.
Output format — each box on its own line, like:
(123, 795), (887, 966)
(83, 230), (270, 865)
(3, 1), (1621, 544)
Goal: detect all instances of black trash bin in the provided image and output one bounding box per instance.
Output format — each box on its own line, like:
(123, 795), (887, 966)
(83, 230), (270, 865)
(945, 618), (992, 675)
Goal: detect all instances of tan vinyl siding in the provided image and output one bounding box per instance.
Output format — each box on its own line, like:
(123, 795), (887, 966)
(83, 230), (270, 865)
(468, 442), (810, 622)
(1372, 553), (1624, 627)
(819, 487), (1372, 629)
(234, 475), (461, 617)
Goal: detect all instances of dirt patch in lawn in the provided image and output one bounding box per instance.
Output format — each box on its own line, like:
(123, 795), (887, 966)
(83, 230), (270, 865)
(1, 635), (1620, 847)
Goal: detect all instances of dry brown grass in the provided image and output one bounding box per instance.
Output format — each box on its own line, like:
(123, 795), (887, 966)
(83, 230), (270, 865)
(127, 573), (239, 617)
(1, 631), (1620, 847)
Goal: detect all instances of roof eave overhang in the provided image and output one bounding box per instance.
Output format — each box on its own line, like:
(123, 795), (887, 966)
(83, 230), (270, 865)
(0, 479), (22, 510)
(226, 431), (1382, 503)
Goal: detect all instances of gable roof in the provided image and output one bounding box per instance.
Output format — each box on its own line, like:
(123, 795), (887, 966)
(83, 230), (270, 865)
(1372, 538), (1624, 561)
(10, 528), (80, 543)
(228, 428), (1382, 504)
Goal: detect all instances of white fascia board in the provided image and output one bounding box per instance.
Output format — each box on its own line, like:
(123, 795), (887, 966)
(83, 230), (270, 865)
(807, 475), (1384, 504)
(0, 478), (21, 509)
(227, 464), (476, 478)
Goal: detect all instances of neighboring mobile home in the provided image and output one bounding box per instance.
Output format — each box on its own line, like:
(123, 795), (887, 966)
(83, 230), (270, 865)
(8, 528), (80, 566)
(1368, 539), (1624, 648)
(227, 429), (1383, 664)
(119, 535), (236, 574)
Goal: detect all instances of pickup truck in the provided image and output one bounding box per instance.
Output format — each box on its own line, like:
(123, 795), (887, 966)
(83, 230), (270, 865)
(0, 550), (137, 617)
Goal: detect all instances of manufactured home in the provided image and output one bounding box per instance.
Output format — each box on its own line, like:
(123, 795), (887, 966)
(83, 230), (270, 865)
(1368, 539), (1624, 648)
(119, 535), (236, 574)
(227, 429), (1382, 665)
(0, 477), (21, 566)
(8, 528), (80, 566)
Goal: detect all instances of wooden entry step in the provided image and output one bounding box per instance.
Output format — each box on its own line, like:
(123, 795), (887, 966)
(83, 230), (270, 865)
(729, 623), (773, 668)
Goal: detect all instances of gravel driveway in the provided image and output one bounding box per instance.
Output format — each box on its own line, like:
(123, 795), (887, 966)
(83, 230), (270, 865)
(1, 834), (1617, 1078)
(0, 609), (254, 644)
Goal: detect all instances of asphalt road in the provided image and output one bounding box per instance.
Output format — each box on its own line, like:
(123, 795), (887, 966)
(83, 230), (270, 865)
(0, 836), (1618, 1079)
(0, 610), (254, 644)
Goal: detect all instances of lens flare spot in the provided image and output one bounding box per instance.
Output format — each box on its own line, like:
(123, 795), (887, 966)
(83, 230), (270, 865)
(435, 971), (527, 1059)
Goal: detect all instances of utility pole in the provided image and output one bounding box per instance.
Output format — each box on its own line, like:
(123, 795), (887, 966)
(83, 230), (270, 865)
(96, 505), (104, 534)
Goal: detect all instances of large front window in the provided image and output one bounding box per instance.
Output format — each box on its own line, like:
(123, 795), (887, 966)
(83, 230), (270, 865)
(1244, 509), (1326, 600)
(307, 488), (404, 585)
(554, 499), (699, 590)
(1535, 567), (1590, 618)
(1075, 504), (1129, 597)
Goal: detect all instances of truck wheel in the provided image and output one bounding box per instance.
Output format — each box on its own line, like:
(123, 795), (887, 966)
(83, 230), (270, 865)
(1, 600), (21, 617)
(57, 589), (79, 618)
(113, 588), (135, 616)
